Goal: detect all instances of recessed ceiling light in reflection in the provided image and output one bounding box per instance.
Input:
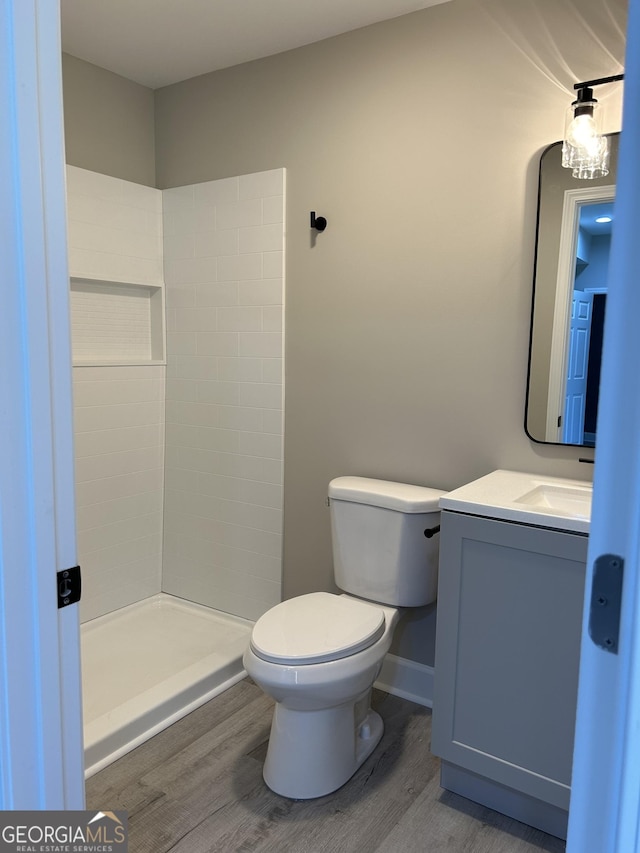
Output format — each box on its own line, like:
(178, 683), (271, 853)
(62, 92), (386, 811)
(595, 216), (612, 223)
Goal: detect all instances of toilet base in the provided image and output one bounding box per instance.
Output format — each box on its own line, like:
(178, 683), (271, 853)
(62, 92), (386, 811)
(263, 700), (384, 799)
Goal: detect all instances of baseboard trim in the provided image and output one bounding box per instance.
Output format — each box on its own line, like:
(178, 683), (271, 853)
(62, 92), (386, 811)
(375, 653), (434, 708)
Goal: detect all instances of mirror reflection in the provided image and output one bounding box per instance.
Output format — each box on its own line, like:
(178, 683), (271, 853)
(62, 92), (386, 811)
(525, 133), (618, 447)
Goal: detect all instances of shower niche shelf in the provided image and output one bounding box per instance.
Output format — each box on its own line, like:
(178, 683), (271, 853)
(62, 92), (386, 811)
(70, 277), (165, 366)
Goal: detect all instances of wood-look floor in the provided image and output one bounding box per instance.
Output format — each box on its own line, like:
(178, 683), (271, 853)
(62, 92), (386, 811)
(86, 679), (566, 853)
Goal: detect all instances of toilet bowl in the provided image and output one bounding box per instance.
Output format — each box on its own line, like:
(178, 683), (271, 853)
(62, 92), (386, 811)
(244, 476), (445, 800)
(244, 592), (399, 799)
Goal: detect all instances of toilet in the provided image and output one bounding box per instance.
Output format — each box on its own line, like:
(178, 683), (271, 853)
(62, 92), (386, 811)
(243, 476), (445, 799)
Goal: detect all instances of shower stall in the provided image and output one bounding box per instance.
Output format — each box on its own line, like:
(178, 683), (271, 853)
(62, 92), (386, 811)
(67, 165), (285, 775)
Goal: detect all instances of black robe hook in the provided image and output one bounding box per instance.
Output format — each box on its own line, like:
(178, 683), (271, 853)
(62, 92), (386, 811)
(310, 211), (327, 232)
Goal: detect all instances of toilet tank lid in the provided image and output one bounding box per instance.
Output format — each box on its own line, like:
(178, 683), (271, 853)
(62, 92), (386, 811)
(328, 476), (446, 513)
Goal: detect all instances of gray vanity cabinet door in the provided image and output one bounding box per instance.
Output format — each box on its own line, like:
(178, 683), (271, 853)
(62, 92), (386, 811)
(431, 511), (588, 811)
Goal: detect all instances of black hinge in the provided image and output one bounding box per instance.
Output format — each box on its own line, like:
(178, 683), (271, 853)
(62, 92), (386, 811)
(57, 565), (81, 608)
(588, 554), (623, 654)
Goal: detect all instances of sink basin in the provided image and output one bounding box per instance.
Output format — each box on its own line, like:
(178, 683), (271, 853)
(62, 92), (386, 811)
(440, 470), (592, 533)
(515, 483), (592, 519)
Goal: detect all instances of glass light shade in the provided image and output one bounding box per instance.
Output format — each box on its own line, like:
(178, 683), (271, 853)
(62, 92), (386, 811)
(571, 134), (610, 179)
(562, 98), (609, 178)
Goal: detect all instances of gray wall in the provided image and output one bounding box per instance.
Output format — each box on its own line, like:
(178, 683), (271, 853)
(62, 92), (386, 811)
(153, 0), (625, 665)
(62, 54), (156, 186)
(62, 0), (627, 667)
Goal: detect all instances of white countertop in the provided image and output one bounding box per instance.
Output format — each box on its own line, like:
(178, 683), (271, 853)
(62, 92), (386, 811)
(439, 469), (592, 534)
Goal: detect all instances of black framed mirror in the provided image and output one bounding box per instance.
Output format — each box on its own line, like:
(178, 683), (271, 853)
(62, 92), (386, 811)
(525, 132), (619, 447)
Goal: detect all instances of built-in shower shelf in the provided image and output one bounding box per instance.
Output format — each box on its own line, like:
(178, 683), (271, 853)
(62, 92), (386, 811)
(70, 276), (165, 366)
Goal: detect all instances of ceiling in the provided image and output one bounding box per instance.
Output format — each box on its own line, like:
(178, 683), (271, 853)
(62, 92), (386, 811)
(60, 0), (450, 90)
(579, 202), (614, 237)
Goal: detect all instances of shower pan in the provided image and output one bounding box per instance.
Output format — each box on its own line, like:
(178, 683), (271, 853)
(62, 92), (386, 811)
(82, 594), (251, 776)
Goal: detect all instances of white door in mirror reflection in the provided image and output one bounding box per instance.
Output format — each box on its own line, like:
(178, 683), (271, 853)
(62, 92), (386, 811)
(563, 292), (593, 443)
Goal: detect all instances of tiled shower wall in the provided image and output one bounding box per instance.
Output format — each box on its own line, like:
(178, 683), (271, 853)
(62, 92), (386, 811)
(67, 166), (165, 622)
(67, 166), (284, 624)
(162, 170), (285, 621)
(73, 366), (165, 622)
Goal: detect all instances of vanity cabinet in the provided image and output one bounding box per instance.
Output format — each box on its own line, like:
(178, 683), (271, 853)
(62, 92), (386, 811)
(431, 510), (588, 840)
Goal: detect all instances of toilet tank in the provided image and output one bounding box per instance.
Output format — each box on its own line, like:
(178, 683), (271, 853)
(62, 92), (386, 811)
(328, 476), (446, 607)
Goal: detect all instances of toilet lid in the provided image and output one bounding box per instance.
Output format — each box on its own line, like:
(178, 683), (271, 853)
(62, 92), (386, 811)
(250, 592), (386, 665)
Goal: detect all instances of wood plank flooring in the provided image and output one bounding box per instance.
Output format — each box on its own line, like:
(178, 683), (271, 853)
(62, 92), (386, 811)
(86, 679), (566, 853)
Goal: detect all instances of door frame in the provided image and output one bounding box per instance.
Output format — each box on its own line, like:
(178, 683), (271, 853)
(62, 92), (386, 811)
(0, 0), (84, 808)
(567, 0), (640, 847)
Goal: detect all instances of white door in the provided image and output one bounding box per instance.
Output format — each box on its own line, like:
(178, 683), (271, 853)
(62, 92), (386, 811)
(566, 0), (640, 849)
(563, 291), (593, 444)
(0, 0), (84, 807)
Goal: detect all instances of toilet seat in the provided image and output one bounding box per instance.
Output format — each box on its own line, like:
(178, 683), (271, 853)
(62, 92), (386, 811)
(250, 592), (385, 665)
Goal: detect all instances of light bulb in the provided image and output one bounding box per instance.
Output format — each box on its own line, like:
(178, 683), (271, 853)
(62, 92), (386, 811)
(567, 113), (599, 151)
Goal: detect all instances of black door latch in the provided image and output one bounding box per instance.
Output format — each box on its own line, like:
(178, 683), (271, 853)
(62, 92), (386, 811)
(57, 565), (81, 608)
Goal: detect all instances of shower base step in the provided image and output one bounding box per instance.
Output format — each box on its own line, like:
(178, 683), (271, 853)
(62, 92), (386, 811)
(81, 593), (252, 777)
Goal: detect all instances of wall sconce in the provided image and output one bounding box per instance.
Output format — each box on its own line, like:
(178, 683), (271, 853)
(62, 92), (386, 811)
(563, 74), (624, 179)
